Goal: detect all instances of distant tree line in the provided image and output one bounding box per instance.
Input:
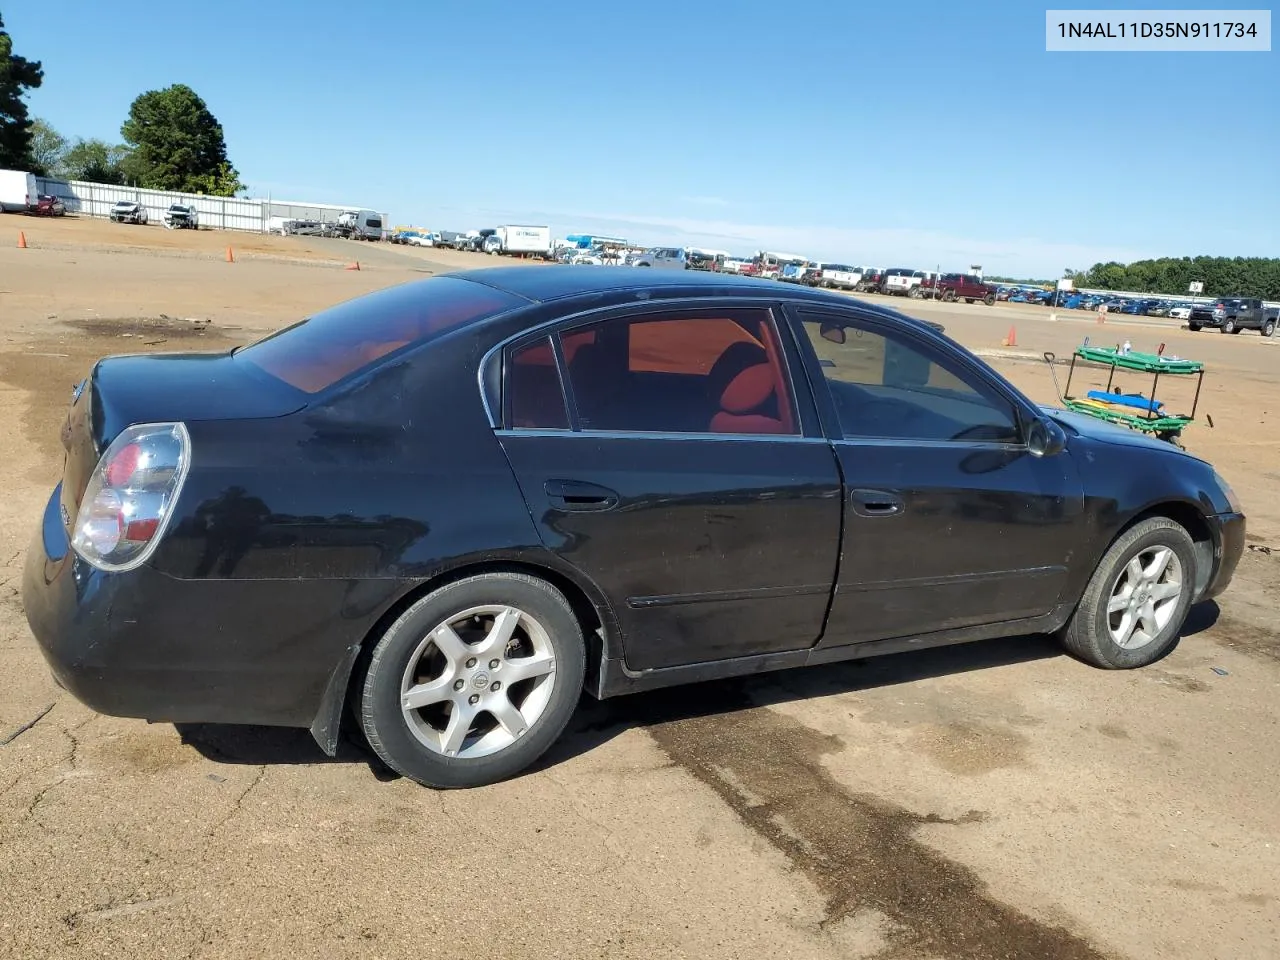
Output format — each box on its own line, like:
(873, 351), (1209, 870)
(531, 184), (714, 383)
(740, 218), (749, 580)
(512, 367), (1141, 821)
(986, 274), (1053, 286)
(1068, 257), (1280, 300)
(2, 14), (242, 196)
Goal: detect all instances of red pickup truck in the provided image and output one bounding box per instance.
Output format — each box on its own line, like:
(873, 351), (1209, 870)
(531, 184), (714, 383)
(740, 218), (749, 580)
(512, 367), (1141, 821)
(933, 273), (997, 305)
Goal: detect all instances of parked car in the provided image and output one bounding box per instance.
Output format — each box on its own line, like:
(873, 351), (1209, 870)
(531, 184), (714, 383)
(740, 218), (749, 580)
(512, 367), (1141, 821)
(816, 264), (862, 291)
(283, 219), (329, 237)
(1167, 304), (1193, 321)
(22, 267), (1246, 789)
(109, 201), (148, 225)
(853, 267), (883, 293)
(164, 204), (198, 230)
(721, 257), (758, 276)
(935, 273), (997, 305)
(780, 261), (823, 284)
(686, 250), (725, 271)
(879, 268), (932, 298)
(632, 247), (688, 269)
(407, 232), (440, 248)
(27, 194), (66, 217)
(1188, 297), (1274, 336)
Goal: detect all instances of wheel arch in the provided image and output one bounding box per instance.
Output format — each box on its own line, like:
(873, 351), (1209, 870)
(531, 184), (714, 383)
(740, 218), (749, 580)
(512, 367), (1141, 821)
(308, 556), (617, 757)
(1111, 500), (1215, 599)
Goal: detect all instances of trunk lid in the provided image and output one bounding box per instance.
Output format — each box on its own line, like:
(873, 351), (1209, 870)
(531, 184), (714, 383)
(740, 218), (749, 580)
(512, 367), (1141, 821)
(59, 351), (306, 526)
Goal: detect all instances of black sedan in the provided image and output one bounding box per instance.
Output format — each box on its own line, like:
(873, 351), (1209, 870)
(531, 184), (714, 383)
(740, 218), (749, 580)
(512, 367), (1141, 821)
(23, 268), (1245, 788)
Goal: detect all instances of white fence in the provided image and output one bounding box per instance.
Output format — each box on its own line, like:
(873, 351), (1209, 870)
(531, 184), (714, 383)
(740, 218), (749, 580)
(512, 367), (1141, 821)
(33, 177), (387, 235)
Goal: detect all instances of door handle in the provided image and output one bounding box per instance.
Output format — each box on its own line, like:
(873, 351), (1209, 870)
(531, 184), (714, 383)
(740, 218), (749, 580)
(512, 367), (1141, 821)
(544, 479), (619, 512)
(850, 488), (904, 518)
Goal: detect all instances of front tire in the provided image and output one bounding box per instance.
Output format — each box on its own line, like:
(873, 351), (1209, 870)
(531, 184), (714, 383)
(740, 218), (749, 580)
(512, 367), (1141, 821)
(1222, 319), (1236, 334)
(1265, 320), (1277, 338)
(1057, 517), (1196, 669)
(360, 572), (586, 788)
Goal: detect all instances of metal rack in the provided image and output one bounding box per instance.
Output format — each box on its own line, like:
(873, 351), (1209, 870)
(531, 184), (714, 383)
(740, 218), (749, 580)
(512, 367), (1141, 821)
(1047, 345), (1205, 443)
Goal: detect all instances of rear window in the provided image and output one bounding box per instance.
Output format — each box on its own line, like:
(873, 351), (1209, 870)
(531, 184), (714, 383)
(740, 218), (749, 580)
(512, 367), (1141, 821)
(237, 277), (526, 394)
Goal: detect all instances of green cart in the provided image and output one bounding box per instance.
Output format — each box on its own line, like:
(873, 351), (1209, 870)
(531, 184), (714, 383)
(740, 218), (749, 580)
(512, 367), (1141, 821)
(1045, 345), (1205, 445)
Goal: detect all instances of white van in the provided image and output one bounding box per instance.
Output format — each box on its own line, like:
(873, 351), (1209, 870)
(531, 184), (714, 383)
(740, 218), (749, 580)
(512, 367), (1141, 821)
(0, 169), (39, 213)
(337, 209), (385, 240)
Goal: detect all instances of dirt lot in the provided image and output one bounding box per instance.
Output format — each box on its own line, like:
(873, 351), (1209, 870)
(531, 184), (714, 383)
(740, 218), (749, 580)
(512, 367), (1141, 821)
(0, 218), (1277, 960)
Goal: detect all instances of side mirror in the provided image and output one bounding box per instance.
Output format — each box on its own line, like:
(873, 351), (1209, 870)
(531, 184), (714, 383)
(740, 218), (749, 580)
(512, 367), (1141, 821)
(1027, 417), (1067, 458)
(820, 323), (846, 345)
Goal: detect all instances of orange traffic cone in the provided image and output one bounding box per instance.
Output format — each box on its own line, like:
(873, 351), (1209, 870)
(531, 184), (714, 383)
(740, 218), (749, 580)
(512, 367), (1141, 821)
(17, 231), (27, 249)
(345, 261), (360, 271)
(225, 245), (235, 263)
(1002, 325), (1017, 347)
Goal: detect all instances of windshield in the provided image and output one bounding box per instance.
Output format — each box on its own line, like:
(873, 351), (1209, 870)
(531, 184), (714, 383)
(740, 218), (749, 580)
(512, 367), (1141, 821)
(237, 277), (526, 394)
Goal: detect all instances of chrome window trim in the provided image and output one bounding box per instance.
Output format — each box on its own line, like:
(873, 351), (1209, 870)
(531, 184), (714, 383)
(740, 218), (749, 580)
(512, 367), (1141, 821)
(495, 428), (831, 444)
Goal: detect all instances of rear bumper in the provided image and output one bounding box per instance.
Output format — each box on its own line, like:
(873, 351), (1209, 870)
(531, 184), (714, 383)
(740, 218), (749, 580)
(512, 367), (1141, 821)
(1200, 511), (1245, 602)
(22, 485), (373, 729)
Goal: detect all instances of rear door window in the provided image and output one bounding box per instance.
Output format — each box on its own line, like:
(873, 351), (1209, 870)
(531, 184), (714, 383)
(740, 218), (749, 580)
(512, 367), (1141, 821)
(545, 308), (799, 436)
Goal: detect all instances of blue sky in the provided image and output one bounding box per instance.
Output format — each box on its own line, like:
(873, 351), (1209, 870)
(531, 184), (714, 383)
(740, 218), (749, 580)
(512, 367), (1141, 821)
(7, 1), (1277, 276)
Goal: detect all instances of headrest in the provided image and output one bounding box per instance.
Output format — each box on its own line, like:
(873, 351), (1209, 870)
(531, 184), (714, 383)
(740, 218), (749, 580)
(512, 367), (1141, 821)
(707, 340), (768, 395)
(720, 363), (775, 414)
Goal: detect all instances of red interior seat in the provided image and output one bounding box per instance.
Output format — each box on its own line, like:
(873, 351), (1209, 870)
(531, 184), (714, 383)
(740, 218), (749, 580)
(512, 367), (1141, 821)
(709, 363), (788, 434)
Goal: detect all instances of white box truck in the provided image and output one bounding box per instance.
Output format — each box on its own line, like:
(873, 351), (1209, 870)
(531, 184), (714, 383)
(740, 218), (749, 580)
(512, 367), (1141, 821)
(497, 224), (551, 257)
(0, 169), (39, 213)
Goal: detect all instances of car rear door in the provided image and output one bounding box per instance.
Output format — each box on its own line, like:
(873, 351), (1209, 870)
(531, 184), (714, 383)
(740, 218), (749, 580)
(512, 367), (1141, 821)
(788, 306), (1087, 648)
(493, 301), (843, 673)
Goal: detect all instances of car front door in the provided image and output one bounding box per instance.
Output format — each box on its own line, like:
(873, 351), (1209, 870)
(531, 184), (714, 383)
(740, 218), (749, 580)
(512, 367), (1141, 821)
(495, 302), (843, 672)
(791, 307), (1087, 648)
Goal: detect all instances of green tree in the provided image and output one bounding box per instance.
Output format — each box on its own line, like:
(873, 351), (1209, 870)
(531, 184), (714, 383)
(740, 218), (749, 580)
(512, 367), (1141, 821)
(120, 84), (242, 196)
(1076, 256), (1280, 300)
(0, 13), (44, 170)
(29, 118), (67, 176)
(61, 138), (130, 184)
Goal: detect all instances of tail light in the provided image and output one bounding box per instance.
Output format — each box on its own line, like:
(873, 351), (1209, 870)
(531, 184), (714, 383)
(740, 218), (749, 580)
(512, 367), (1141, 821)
(71, 422), (191, 572)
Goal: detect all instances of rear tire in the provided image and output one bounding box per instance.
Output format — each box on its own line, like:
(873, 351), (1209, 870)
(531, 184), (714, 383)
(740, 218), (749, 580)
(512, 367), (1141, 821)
(1265, 320), (1277, 338)
(359, 572), (586, 789)
(1057, 517), (1196, 669)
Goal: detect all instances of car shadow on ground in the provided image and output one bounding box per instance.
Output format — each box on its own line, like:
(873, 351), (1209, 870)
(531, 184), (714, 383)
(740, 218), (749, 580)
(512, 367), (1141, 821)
(540, 598), (1222, 772)
(176, 601), (1223, 784)
(174, 721), (403, 782)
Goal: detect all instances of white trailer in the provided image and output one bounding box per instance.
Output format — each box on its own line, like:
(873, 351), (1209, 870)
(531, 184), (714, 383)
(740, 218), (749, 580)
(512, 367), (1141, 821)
(497, 224), (552, 257)
(0, 169), (38, 213)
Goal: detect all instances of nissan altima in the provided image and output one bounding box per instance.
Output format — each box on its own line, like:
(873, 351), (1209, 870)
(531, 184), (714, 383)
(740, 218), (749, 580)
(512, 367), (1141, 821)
(23, 268), (1245, 788)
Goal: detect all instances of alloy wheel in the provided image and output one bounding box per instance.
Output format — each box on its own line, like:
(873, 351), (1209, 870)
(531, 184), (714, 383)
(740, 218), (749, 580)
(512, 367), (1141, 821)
(399, 605), (557, 759)
(1106, 547), (1183, 649)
